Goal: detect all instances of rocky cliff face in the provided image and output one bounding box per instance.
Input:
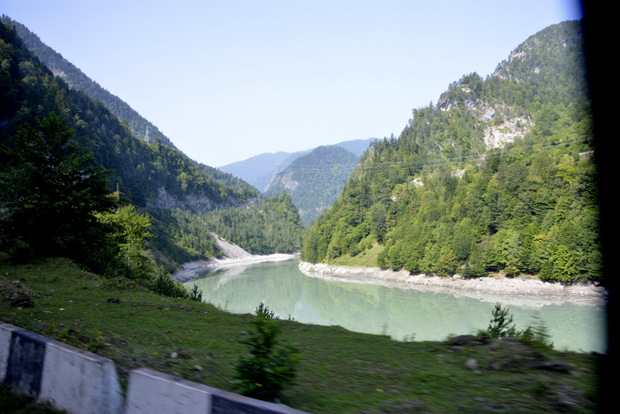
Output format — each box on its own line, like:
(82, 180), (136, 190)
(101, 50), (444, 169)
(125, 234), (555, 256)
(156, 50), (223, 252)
(483, 115), (533, 149)
(440, 90), (534, 152)
(266, 172), (300, 193)
(147, 187), (250, 212)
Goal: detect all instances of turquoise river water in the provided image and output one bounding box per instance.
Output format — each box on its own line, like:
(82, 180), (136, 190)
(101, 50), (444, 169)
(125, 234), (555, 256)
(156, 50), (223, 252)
(187, 259), (607, 353)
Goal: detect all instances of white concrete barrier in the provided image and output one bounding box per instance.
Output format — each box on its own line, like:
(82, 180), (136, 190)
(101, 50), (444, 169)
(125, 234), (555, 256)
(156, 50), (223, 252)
(0, 322), (20, 382)
(125, 368), (309, 414)
(0, 322), (123, 414)
(1, 322), (310, 414)
(1, 323), (50, 397)
(39, 340), (124, 414)
(125, 369), (213, 414)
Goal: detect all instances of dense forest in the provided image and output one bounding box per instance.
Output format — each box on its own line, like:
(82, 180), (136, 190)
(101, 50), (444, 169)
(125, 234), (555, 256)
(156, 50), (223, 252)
(0, 19), (304, 272)
(265, 145), (359, 227)
(302, 20), (600, 284)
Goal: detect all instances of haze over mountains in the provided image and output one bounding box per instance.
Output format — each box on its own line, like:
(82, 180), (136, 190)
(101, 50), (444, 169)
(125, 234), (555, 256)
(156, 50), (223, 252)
(264, 145), (361, 227)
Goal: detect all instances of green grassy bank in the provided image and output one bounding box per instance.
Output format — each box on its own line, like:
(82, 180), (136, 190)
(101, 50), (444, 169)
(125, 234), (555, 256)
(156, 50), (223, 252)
(1, 258), (602, 413)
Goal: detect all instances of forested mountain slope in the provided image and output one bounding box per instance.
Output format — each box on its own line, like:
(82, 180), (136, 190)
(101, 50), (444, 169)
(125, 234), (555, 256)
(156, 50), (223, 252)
(265, 145), (359, 227)
(0, 21), (254, 209)
(302, 20), (600, 284)
(0, 15), (257, 197)
(219, 150), (311, 193)
(0, 20), (303, 266)
(0, 15), (175, 148)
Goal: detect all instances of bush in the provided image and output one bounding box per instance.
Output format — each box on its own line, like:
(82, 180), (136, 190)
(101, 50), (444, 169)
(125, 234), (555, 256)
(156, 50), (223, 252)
(519, 313), (554, 350)
(479, 303), (553, 349)
(188, 284), (203, 302)
(233, 303), (300, 401)
(255, 301), (277, 319)
(485, 302), (517, 339)
(152, 272), (189, 299)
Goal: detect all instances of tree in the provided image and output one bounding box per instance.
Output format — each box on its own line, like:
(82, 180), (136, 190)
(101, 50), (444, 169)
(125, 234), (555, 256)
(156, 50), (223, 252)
(485, 303), (517, 339)
(95, 204), (156, 279)
(233, 303), (300, 401)
(0, 113), (117, 270)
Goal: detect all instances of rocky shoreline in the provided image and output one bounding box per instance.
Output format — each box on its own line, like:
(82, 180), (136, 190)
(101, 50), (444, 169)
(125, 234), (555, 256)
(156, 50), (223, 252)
(172, 233), (297, 283)
(172, 231), (607, 306)
(298, 261), (607, 306)
(173, 253), (297, 283)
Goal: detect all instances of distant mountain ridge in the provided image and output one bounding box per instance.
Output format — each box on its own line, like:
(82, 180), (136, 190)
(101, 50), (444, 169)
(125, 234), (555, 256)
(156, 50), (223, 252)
(264, 145), (359, 227)
(219, 138), (375, 192)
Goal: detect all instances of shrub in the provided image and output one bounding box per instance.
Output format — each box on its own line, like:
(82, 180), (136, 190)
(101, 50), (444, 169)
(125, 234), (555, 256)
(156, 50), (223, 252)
(188, 284), (203, 302)
(255, 301), (277, 319)
(152, 272), (189, 299)
(233, 303), (300, 401)
(519, 313), (554, 350)
(479, 304), (553, 349)
(482, 302), (517, 339)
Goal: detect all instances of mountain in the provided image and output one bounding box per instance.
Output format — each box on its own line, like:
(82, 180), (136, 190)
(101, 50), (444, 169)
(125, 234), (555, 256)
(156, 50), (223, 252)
(334, 138), (379, 157)
(0, 16), (257, 210)
(219, 138), (375, 192)
(0, 15), (263, 209)
(0, 18), (304, 266)
(302, 20), (601, 284)
(218, 150), (311, 192)
(265, 145), (359, 227)
(0, 15), (174, 148)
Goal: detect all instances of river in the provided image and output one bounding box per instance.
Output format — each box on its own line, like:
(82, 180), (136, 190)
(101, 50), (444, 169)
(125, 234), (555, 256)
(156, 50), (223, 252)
(184, 258), (607, 354)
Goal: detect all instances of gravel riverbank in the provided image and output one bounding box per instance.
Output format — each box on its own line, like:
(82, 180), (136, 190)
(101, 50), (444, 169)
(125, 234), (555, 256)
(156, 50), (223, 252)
(171, 233), (606, 306)
(172, 253), (296, 283)
(172, 233), (297, 283)
(298, 261), (607, 306)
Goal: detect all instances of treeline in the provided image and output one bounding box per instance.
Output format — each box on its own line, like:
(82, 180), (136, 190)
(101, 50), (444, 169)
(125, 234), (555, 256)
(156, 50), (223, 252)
(302, 20), (601, 283)
(204, 193), (304, 254)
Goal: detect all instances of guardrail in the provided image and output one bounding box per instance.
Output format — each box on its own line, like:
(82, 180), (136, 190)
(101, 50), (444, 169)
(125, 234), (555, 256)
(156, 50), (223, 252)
(1, 322), (308, 414)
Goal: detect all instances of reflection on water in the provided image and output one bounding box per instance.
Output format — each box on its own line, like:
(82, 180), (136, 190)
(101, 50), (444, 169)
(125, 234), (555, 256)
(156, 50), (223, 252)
(187, 259), (607, 353)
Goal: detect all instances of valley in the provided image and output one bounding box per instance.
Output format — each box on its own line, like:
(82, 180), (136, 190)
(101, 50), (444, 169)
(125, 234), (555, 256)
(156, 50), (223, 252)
(0, 12), (609, 414)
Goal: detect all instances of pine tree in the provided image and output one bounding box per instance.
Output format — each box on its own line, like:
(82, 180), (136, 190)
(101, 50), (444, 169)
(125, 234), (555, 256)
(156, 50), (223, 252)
(0, 112), (117, 270)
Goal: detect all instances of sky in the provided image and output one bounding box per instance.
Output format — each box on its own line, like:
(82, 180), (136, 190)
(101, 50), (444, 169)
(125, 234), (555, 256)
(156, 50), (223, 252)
(2, 0), (584, 167)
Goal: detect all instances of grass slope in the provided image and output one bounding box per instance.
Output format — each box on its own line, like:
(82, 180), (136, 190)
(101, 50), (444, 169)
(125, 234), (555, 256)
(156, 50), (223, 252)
(1, 258), (601, 413)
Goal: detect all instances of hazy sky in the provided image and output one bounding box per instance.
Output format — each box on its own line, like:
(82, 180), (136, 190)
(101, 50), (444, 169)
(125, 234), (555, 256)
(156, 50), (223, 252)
(2, 0), (583, 167)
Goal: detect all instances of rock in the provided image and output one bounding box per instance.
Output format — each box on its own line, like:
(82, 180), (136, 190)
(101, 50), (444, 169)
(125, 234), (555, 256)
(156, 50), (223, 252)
(173, 348), (190, 359)
(10, 294), (34, 308)
(530, 360), (571, 373)
(465, 359), (479, 370)
(446, 335), (480, 346)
